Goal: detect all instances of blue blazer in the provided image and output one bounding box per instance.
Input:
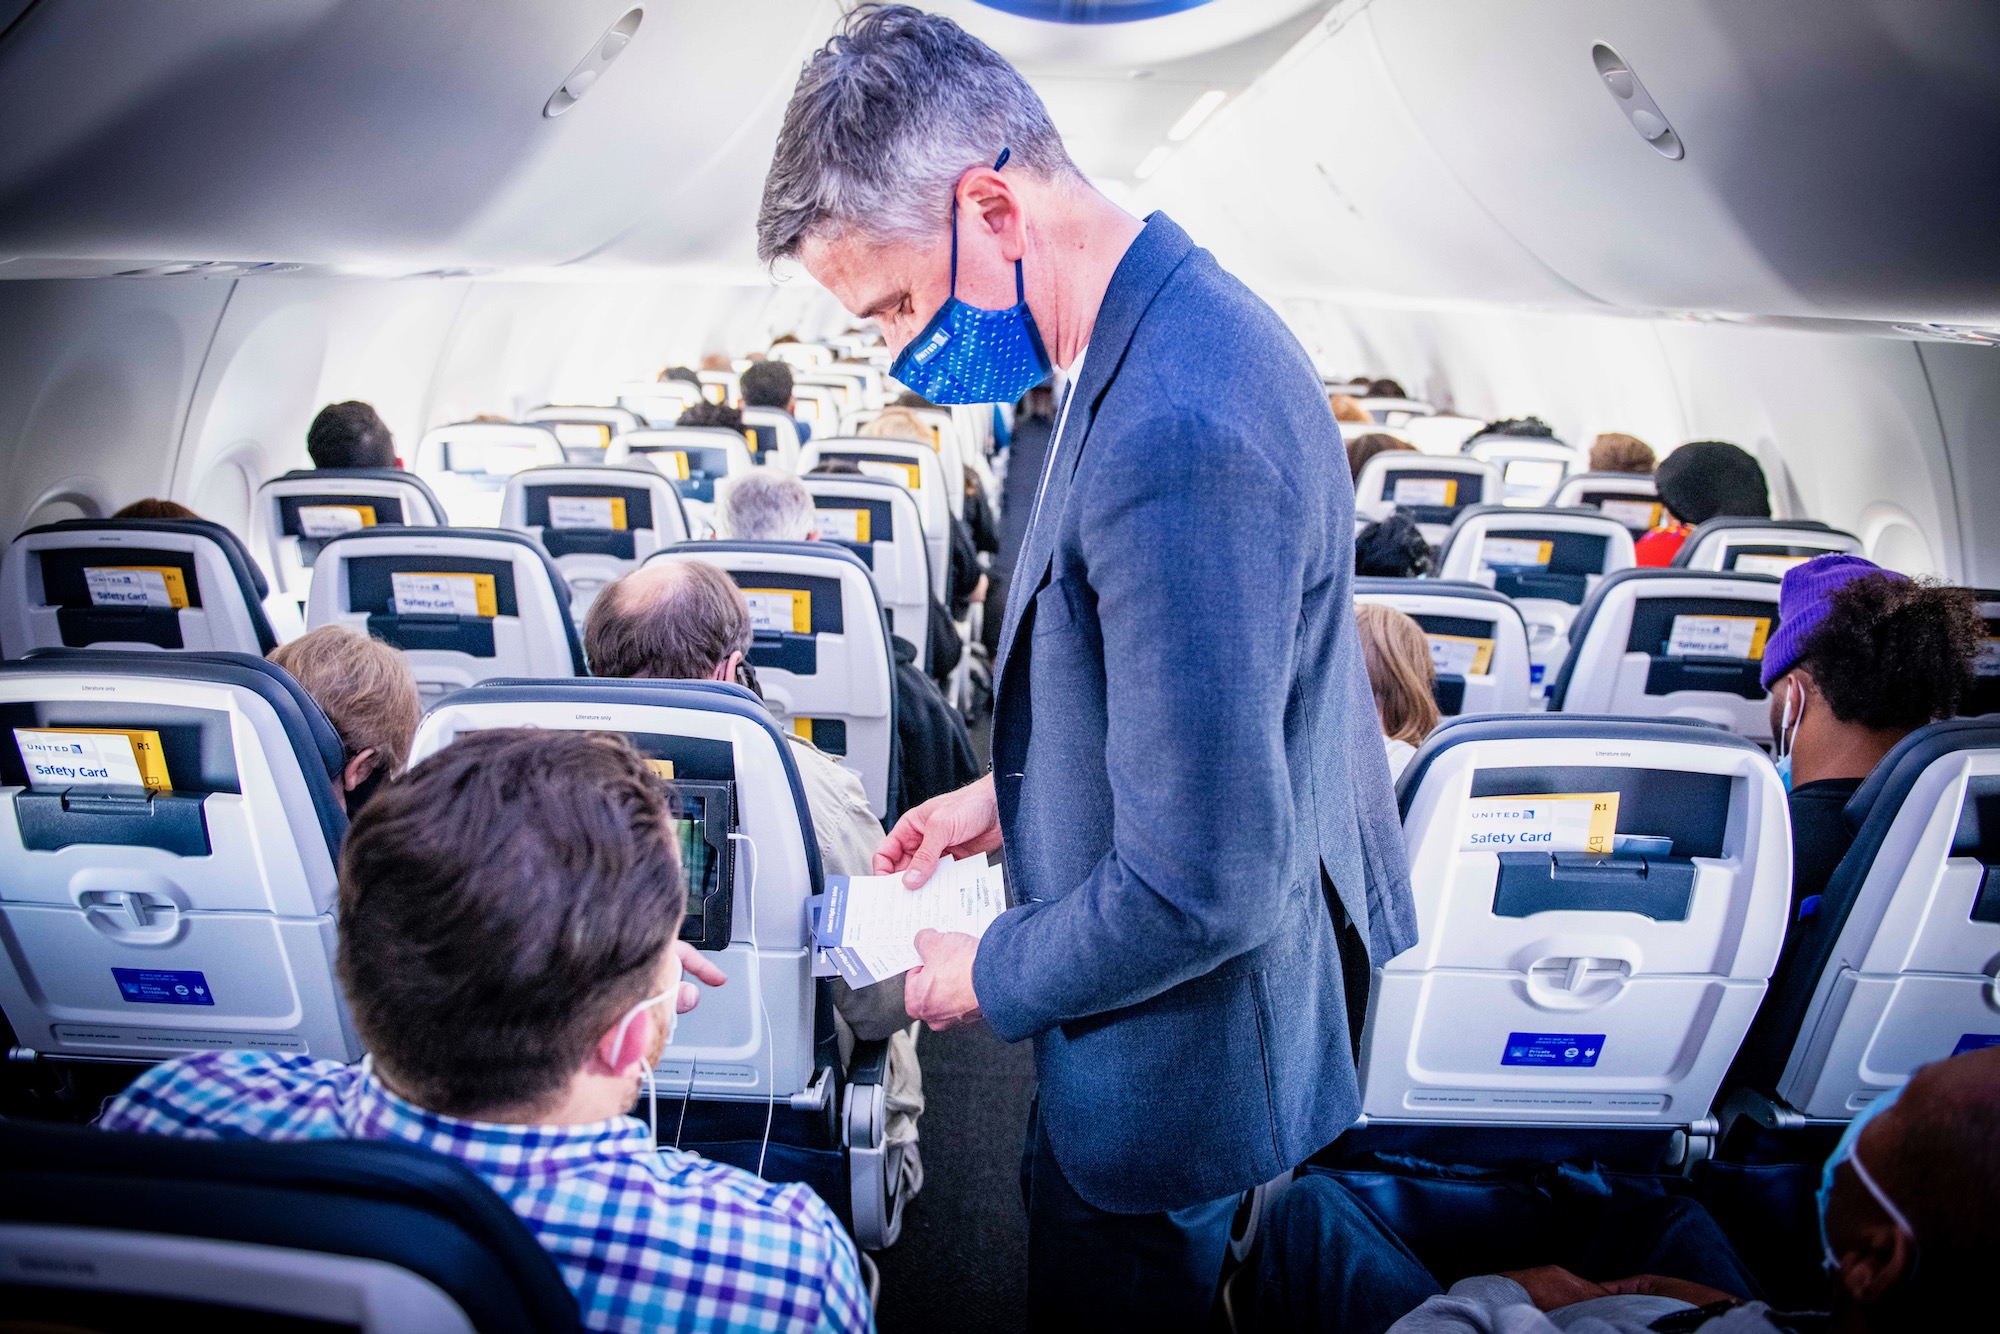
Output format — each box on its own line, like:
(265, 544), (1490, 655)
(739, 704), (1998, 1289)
(975, 213), (1418, 1214)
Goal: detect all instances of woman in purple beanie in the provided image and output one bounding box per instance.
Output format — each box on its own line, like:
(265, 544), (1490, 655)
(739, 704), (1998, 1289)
(1762, 554), (1984, 916)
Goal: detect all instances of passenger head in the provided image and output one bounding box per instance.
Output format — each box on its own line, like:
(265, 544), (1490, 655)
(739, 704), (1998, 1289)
(1355, 603), (1439, 747)
(1819, 1046), (2000, 1330)
(698, 353), (733, 373)
(892, 391), (937, 410)
(862, 406), (932, 444)
(739, 359), (797, 411)
(657, 365), (701, 388)
(585, 561), (753, 685)
(723, 470), (817, 542)
(1654, 440), (1771, 525)
(1589, 432), (1656, 475)
(1763, 555), (1983, 784)
(1329, 394), (1371, 425)
(112, 498), (200, 521)
(1354, 511), (1434, 579)
(336, 728), (685, 1120)
(1365, 378), (1407, 400)
(676, 401), (745, 434)
(1346, 431), (1415, 483)
(307, 401), (397, 470)
(808, 456), (863, 476)
(268, 626), (422, 814)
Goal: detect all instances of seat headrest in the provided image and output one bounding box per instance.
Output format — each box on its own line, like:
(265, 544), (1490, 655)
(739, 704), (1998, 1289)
(1398, 713), (1754, 815)
(660, 539), (875, 580)
(20, 518), (277, 648)
(1546, 567), (1784, 710)
(1669, 516), (1850, 568)
(1352, 577), (1517, 606)
(1842, 716), (2000, 835)
(272, 467), (447, 518)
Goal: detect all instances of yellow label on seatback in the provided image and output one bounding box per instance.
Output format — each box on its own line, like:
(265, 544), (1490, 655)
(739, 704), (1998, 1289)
(743, 588), (810, 634)
(83, 565), (189, 610)
(1428, 634), (1495, 677)
(645, 758), (676, 782)
(391, 571), (498, 618)
(15, 727), (172, 792)
(1464, 791), (1619, 855)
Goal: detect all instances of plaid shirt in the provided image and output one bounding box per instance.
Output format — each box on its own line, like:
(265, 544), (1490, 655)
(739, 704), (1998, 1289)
(99, 1051), (872, 1334)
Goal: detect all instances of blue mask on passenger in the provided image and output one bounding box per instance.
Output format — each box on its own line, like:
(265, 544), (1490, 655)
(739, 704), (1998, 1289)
(1818, 1082), (1913, 1274)
(888, 149), (1053, 406)
(1775, 752), (1793, 793)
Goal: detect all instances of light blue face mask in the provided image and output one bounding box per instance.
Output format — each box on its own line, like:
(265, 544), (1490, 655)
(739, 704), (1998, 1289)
(1818, 1082), (1915, 1273)
(1775, 678), (1801, 794)
(888, 148), (1053, 406)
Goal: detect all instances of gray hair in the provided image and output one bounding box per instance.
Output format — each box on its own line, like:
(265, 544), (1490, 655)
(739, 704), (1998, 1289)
(584, 562), (751, 681)
(757, 4), (1080, 264)
(722, 470), (817, 542)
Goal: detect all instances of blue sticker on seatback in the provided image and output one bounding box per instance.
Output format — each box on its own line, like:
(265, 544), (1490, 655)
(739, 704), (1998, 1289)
(112, 968), (214, 1006)
(1952, 1033), (2000, 1057)
(1502, 1032), (1603, 1067)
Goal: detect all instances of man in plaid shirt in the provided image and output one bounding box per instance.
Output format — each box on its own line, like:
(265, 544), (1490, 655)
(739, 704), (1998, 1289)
(98, 728), (871, 1334)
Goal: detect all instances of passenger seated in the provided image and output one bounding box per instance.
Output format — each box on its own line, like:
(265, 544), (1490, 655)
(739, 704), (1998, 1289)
(657, 364), (702, 388)
(97, 727), (868, 1333)
(1347, 431), (1415, 483)
(1262, 1044), (2000, 1334)
(1636, 441), (1770, 566)
(1331, 394), (1372, 426)
(1589, 432), (1657, 475)
(1366, 377), (1408, 399)
(740, 358), (814, 446)
(307, 400), (398, 470)
(1761, 555), (1982, 915)
(1355, 511), (1435, 579)
(1356, 603), (1438, 779)
(699, 352), (733, 373)
(676, 400), (746, 435)
(719, 469), (820, 543)
(111, 498), (200, 520)
(267, 625), (421, 817)
(863, 407), (987, 628)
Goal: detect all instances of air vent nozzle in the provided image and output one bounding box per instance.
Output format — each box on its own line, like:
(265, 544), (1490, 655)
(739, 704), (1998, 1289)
(1591, 43), (1683, 161)
(546, 8), (642, 118)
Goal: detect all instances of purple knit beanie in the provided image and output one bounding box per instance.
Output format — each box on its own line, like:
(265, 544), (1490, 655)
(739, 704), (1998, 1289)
(1760, 554), (1906, 688)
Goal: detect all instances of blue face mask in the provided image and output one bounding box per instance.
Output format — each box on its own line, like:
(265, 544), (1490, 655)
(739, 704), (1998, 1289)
(1818, 1082), (1914, 1274)
(1775, 752), (1793, 794)
(888, 149), (1053, 406)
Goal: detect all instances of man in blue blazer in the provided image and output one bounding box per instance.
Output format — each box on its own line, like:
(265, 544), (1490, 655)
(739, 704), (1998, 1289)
(759, 7), (1416, 1324)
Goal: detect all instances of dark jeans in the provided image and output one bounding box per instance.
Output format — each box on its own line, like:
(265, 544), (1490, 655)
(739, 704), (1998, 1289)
(1021, 1105), (1238, 1332)
(1257, 1174), (1763, 1334)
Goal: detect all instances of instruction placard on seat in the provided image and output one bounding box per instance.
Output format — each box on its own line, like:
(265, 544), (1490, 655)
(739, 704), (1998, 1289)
(1480, 537), (1554, 569)
(815, 508), (871, 543)
(1502, 1032), (1604, 1068)
(390, 571), (499, 618)
(743, 588), (810, 634)
(83, 565), (189, 609)
(1428, 634), (1495, 677)
(1464, 791), (1619, 853)
(550, 422), (611, 452)
(113, 967), (214, 1006)
(1599, 499), (1662, 530)
(297, 504), (376, 538)
(646, 450), (691, 480)
(546, 495), (628, 530)
(1976, 639), (2000, 677)
(15, 727), (173, 792)
(1734, 553), (1810, 577)
(1667, 613), (1769, 659)
(858, 461), (921, 490)
(1392, 477), (1456, 507)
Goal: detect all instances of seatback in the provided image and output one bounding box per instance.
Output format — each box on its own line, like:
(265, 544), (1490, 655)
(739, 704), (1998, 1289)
(411, 679), (822, 1105)
(1969, 590), (2000, 717)
(1357, 395), (1432, 425)
(413, 422), (565, 529)
(1464, 437), (1584, 508)
(306, 529), (582, 705)
(520, 404), (641, 465)
(697, 369), (739, 407)
(251, 468), (447, 610)
(1, 520), (277, 659)
(739, 406), (802, 471)
(3, 1120), (580, 1334)
(770, 342), (834, 369)
(847, 407), (967, 518)
(801, 476), (933, 669)
(790, 383), (844, 434)
(1438, 507), (1637, 686)
(1739, 720), (2000, 1120)
(608, 428), (756, 539)
(0, 650), (357, 1062)
(1552, 472), (1667, 537)
(1354, 455), (1505, 546)
(1353, 578), (1534, 716)
(499, 466), (689, 614)
(1365, 715), (1789, 1129)
(616, 379), (704, 427)
(799, 439), (951, 602)
(1550, 569), (1783, 742)
(1672, 518), (1863, 577)
(648, 542), (896, 818)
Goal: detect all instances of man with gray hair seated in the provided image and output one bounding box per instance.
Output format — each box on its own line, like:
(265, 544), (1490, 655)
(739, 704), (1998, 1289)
(721, 469), (818, 542)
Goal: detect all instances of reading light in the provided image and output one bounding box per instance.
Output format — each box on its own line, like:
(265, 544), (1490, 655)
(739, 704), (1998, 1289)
(1166, 89), (1227, 142)
(546, 8), (643, 118)
(1135, 145), (1172, 180)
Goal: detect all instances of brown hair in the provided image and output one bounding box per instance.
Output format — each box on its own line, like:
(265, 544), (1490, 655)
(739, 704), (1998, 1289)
(1346, 432), (1416, 483)
(1356, 603), (1439, 746)
(1589, 433), (1657, 475)
(113, 498), (200, 521)
(862, 407), (933, 446)
(1329, 394), (1371, 425)
(585, 562), (751, 682)
(268, 627), (422, 774)
(1800, 576), (1984, 730)
(336, 728), (684, 1118)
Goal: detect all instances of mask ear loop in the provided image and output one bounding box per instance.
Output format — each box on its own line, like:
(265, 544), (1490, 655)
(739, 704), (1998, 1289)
(947, 148), (1015, 306)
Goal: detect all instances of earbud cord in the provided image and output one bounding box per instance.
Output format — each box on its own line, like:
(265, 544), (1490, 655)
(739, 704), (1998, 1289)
(730, 831), (777, 1179)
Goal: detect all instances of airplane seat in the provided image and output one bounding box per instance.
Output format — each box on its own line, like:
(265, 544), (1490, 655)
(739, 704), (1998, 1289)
(648, 541), (898, 820)
(799, 439), (952, 603)
(498, 466), (689, 615)
(1723, 717), (2000, 1131)
(1437, 507), (1637, 689)
(1463, 436), (1583, 508)
(0, 649), (358, 1067)
(615, 380), (704, 428)
(789, 383), (844, 435)
(607, 427), (756, 540)
(2, 1119), (580, 1333)
(408, 677), (912, 1249)
(1549, 569), (1784, 742)
(1670, 517), (1863, 577)
(696, 369), (740, 407)
(1551, 472), (1667, 538)
(519, 405), (641, 466)
(1968, 589), (2000, 717)
(1353, 578), (1534, 717)
(846, 406), (968, 519)
(305, 529), (583, 706)
(738, 406), (802, 471)
(251, 467), (448, 613)
(413, 422), (565, 530)
(1353, 455), (1504, 547)
(1359, 714), (1789, 1142)
(1, 519), (278, 659)
(1357, 395), (1432, 425)
(800, 475), (934, 674)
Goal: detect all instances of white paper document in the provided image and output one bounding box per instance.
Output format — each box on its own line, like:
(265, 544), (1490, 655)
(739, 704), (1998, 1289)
(1598, 498), (1661, 531)
(15, 729), (149, 791)
(815, 854), (1009, 988)
(1733, 553), (1810, 578)
(297, 504), (371, 538)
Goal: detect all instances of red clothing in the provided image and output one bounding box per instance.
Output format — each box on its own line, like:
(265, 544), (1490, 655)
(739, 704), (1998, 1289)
(1635, 524), (1689, 567)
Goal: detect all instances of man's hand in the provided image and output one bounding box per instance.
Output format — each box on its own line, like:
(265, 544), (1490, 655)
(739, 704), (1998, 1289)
(1496, 1266), (1611, 1312)
(674, 941), (727, 1015)
(1599, 1276), (1743, 1307)
(904, 929), (982, 1031)
(874, 773), (1001, 887)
